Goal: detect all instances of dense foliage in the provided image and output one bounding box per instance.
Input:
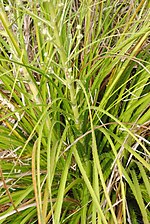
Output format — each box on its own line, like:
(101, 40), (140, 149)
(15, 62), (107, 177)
(0, 0), (150, 223)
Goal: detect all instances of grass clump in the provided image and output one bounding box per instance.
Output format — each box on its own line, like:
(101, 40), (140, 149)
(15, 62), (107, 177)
(0, 0), (150, 223)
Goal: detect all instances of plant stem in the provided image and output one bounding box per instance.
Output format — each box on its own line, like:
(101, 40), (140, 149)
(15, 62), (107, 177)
(49, 2), (80, 130)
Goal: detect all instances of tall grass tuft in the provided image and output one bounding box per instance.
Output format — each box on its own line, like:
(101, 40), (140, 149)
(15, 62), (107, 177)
(0, 0), (150, 223)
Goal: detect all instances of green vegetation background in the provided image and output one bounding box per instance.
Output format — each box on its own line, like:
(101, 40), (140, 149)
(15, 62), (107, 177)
(0, 0), (150, 223)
